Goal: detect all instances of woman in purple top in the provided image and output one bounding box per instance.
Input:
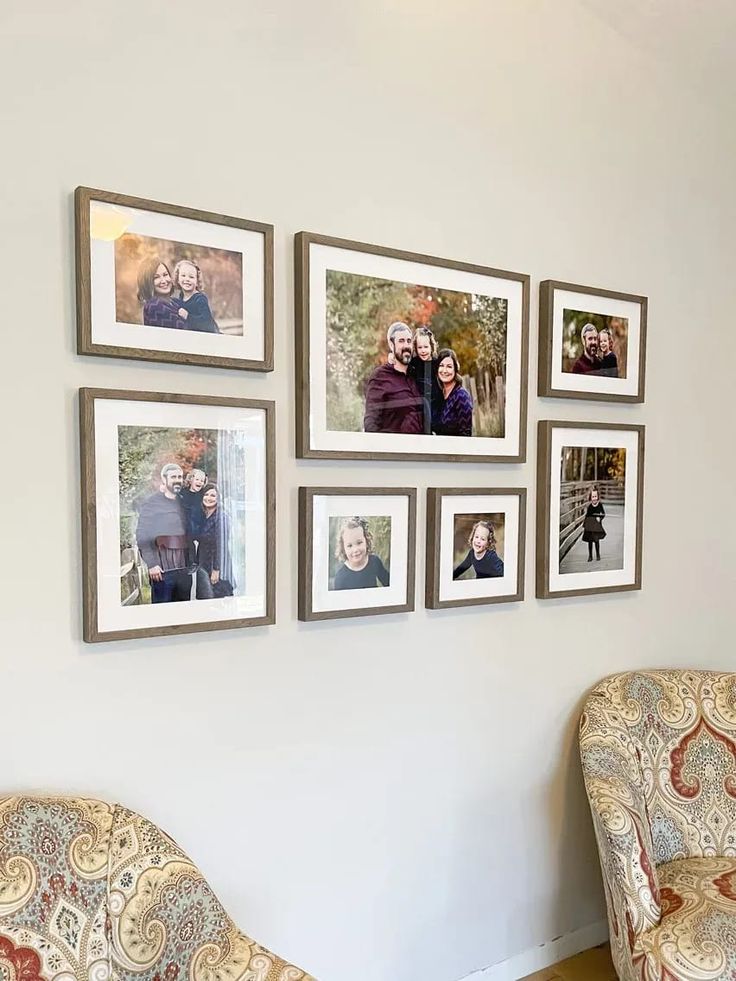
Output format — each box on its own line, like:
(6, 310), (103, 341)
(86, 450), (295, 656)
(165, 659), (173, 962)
(136, 257), (187, 330)
(434, 348), (473, 437)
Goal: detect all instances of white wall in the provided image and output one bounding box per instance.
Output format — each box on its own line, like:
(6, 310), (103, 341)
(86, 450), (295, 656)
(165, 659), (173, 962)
(1, 2), (734, 980)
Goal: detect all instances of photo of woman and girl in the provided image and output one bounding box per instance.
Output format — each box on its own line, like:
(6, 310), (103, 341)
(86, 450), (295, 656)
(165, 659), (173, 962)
(452, 518), (504, 580)
(329, 516), (391, 590)
(136, 257), (220, 334)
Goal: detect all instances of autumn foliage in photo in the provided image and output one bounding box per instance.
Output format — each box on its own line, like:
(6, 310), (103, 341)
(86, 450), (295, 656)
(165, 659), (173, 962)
(325, 270), (508, 437)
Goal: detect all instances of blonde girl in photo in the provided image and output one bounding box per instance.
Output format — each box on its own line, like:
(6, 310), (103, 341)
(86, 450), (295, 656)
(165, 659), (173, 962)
(453, 519), (504, 579)
(173, 259), (221, 334)
(332, 517), (390, 590)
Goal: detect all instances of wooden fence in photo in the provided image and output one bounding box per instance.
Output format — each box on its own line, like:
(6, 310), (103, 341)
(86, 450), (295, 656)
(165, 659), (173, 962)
(461, 370), (504, 435)
(559, 479), (624, 559)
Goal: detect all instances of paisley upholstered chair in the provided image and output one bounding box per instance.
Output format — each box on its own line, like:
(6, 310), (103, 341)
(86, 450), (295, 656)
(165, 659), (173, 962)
(580, 670), (736, 981)
(0, 796), (315, 981)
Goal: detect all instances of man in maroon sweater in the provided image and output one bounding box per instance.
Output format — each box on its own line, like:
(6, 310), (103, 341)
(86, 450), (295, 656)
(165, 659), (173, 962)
(363, 322), (424, 434)
(571, 323), (600, 374)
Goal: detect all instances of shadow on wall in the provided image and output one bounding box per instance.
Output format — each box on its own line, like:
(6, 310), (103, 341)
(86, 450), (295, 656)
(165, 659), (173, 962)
(550, 692), (608, 941)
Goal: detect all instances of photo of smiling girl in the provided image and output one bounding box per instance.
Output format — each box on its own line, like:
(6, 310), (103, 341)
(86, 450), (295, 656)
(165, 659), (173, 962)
(173, 259), (221, 333)
(408, 326), (441, 434)
(331, 516), (390, 590)
(452, 519), (504, 579)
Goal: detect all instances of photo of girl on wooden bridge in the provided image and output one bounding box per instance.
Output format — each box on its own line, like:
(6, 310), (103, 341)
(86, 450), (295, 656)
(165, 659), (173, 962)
(558, 445), (626, 575)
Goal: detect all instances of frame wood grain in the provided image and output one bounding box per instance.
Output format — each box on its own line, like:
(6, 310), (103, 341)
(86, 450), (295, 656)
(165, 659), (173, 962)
(536, 420), (645, 600)
(75, 187), (274, 371)
(295, 231), (530, 462)
(537, 279), (647, 403)
(80, 388), (276, 642)
(298, 486), (417, 621)
(425, 487), (526, 609)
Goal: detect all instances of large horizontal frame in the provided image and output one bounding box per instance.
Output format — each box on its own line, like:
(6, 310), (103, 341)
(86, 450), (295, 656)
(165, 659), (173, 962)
(80, 387), (276, 642)
(75, 186), (274, 371)
(295, 231), (530, 462)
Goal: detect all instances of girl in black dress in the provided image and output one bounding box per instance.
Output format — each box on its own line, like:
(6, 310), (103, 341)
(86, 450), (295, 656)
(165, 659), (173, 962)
(582, 486), (606, 562)
(453, 520), (504, 579)
(407, 327), (441, 434)
(332, 517), (390, 590)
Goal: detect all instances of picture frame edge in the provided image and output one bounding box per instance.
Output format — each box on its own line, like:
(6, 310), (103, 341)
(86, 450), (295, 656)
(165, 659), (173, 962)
(74, 185), (274, 371)
(79, 387), (275, 642)
(296, 231), (529, 461)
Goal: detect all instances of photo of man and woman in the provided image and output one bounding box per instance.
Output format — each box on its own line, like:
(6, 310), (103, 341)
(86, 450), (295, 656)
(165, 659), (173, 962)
(451, 513), (505, 581)
(114, 233), (244, 336)
(118, 426), (246, 606)
(558, 445), (626, 575)
(562, 309), (628, 379)
(325, 270), (508, 439)
(327, 515), (391, 591)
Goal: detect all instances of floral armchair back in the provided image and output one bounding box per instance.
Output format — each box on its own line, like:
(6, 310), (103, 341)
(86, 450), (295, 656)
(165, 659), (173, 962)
(0, 796), (314, 981)
(580, 670), (736, 979)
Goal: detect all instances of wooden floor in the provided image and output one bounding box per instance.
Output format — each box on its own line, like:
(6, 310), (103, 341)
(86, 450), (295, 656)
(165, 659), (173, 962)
(520, 943), (616, 980)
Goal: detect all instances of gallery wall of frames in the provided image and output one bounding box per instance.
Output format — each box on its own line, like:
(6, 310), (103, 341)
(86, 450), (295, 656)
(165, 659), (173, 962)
(75, 186), (647, 643)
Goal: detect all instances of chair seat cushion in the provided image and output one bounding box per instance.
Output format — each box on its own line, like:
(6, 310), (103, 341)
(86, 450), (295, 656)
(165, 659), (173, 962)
(636, 857), (736, 979)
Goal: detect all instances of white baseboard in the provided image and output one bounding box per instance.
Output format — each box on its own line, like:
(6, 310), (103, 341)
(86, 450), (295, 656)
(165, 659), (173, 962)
(456, 919), (609, 981)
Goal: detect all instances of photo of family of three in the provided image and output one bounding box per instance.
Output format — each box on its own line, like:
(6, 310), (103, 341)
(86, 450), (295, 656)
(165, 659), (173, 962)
(328, 516), (391, 591)
(562, 309), (628, 379)
(118, 426), (245, 607)
(325, 270), (508, 439)
(114, 233), (244, 336)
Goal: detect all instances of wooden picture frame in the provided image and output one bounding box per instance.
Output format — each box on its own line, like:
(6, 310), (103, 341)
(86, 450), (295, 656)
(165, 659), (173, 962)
(298, 486), (417, 621)
(425, 487), (526, 609)
(295, 231), (529, 462)
(536, 420), (645, 599)
(538, 280), (647, 402)
(80, 388), (275, 642)
(76, 187), (274, 371)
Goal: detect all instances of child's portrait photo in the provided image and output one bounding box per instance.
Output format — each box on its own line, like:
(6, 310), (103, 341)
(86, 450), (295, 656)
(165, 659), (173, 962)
(76, 187), (273, 371)
(451, 513), (505, 581)
(298, 487), (416, 621)
(536, 421), (645, 600)
(425, 489), (525, 610)
(558, 445), (626, 575)
(328, 515), (391, 591)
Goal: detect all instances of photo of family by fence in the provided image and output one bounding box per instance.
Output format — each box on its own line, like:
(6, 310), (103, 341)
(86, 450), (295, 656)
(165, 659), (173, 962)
(562, 308), (628, 379)
(325, 270), (508, 438)
(327, 515), (391, 591)
(115, 233), (244, 336)
(558, 445), (626, 575)
(118, 426), (247, 606)
(452, 513), (505, 580)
